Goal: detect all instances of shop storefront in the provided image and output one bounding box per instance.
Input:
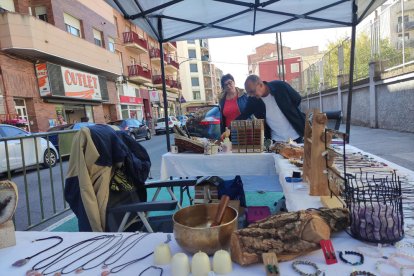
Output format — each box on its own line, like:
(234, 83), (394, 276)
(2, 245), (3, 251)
(35, 63), (113, 128)
(119, 95), (143, 120)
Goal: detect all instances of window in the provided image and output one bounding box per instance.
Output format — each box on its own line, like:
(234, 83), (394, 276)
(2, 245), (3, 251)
(93, 28), (103, 47)
(64, 13), (82, 37)
(191, 77), (199, 86)
(188, 49), (196, 59)
(291, 63), (300, 73)
(193, 90), (201, 100)
(114, 16), (119, 37)
(187, 39), (195, 44)
(190, 63), (198, 72)
(0, 0), (15, 12)
(135, 88), (141, 98)
(0, 126), (27, 138)
(35, 6), (47, 22)
(108, 37), (115, 52)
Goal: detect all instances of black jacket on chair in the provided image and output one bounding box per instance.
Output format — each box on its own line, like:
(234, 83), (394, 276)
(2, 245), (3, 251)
(237, 80), (305, 139)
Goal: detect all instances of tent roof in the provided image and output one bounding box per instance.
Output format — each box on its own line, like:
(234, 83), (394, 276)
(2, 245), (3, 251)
(105, 0), (385, 42)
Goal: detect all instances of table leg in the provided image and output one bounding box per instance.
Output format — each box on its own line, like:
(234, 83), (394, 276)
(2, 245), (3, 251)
(152, 188), (161, 202)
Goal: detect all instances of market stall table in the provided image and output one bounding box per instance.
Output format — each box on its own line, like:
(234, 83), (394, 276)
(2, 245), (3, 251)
(1, 231), (413, 275)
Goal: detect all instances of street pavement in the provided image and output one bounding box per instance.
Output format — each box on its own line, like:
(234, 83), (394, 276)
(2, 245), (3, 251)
(4, 134), (172, 230)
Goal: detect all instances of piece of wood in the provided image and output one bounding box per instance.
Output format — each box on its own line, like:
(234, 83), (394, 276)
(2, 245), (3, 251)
(0, 220), (16, 249)
(321, 196), (345, 209)
(302, 110), (314, 182)
(230, 208), (350, 266)
(211, 195), (230, 227)
(262, 252), (280, 276)
(309, 112), (330, 196)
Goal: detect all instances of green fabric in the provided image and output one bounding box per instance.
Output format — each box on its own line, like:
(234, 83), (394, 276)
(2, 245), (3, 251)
(52, 188), (283, 232)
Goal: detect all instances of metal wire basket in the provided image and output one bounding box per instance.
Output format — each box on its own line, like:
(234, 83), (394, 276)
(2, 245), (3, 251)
(344, 172), (404, 243)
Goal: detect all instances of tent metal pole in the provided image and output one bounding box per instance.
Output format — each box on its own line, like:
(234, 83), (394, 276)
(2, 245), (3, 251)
(158, 18), (171, 151)
(276, 33), (281, 79)
(280, 32), (285, 81)
(345, 1), (357, 143)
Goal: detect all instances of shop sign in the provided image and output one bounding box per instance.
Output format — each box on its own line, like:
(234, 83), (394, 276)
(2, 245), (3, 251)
(61, 66), (102, 100)
(120, 95), (143, 105)
(149, 90), (160, 102)
(35, 63), (51, 97)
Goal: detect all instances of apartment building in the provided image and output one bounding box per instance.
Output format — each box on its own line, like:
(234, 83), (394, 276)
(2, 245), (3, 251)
(177, 39), (223, 112)
(0, 0), (122, 132)
(112, 9), (181, 124)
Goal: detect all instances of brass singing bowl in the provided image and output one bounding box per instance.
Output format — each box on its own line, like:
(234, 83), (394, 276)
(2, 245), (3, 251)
(173, 204), (238, 255)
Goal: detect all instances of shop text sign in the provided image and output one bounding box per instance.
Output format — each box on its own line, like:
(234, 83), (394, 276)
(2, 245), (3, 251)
(120, 95), (143, 105)
(35, 63), (51, 97)
(62, 66), (102, 100)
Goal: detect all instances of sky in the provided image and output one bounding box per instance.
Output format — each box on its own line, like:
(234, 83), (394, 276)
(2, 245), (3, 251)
(208, 27), (351, 87)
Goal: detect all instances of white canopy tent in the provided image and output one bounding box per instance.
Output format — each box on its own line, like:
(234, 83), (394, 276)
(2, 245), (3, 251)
(105, 0), (386, 149)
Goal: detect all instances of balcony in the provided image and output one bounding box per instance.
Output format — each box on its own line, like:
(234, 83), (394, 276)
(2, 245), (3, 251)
(165, 55), (179, 72)
(169, 79), (181, 92)
(152, 75), (181, 92)
(0, 12), (121, 77)
(128, 64), (152, 84)
(165, 41), (177, 52)
(123, 31), (148, 53)
(201, 55), (210, 63)
(150, 48), (162, 66)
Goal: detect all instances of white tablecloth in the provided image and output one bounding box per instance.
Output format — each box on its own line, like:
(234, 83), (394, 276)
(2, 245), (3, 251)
(1, 231), (413, 276)
(160, 152), (277, 180)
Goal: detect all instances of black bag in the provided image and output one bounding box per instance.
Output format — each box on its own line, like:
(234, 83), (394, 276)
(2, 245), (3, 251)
(218, 175), (246, 207)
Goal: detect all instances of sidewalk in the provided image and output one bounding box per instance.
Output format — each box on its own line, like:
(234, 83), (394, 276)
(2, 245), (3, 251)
(340, 125), (414, 171)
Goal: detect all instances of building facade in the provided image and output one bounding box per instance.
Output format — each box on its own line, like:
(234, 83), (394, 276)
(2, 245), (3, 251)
(247, 43), (321, 92)
(0, 0), (121, 132)
(177, 39), (223, 112)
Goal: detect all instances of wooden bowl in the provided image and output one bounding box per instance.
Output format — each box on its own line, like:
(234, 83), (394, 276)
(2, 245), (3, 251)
(173, 204), (238, 255)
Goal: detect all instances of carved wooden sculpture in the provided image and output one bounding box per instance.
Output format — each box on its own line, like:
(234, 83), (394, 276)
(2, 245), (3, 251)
(230, 208), (350, 265)
(0, 180), (18, 249)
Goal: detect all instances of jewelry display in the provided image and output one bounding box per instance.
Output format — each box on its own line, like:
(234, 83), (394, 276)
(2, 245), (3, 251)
(30, 235), (115, 275)
(375, 260), (402, 276)
(320, 240), (337, 265)
(12, 236), (63, 267)
(389, 252), (414, 269)
(291, 260), (324, 276)
(349, 271), (377, 276)
(338, 251), (364, 266)
(138, 266), (163, 276)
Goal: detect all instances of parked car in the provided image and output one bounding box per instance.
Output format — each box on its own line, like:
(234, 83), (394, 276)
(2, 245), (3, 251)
(109, 119), (151, 140)
(47, 122), (95, 157)
(185, 106), (221, 140)
(155, 116), (181, 135)
(0, 124), (59, 174)
(177, 115), (188, 127)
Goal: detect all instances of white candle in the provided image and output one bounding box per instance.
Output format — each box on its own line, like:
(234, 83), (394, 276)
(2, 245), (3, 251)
(213, 250), (232, 274)
(154, 243), (171, 265)
(191, 251), (211, 276)
(171, 253), (190, 276)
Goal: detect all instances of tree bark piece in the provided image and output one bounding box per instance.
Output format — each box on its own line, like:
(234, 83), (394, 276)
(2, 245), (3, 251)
(230, 208), (350, 265)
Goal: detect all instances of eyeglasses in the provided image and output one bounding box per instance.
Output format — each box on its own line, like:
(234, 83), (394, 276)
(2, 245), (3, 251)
(223, 80), (234, 87)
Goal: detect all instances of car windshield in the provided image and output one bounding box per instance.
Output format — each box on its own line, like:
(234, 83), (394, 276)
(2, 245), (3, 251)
(73, 123), (95, 130)
(205, 107), (220, 118)
(126, 120), (141, 127)
(0, 125), (28, 137)
(157, 118), (166, 123)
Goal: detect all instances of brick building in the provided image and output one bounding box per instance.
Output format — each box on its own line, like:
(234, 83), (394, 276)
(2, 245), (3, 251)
(0, 0), (122, 132)
(247, 43), (321, 92)
(113, 9), (180, 126)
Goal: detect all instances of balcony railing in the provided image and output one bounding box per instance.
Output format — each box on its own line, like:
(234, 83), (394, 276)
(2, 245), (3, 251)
(128, 64), (152, 80)
(153, 75), (180, 89)
(123, 31), (148, 50)
(150, 48), (161, 59)
(165, 56), (179, 69)
(171, 80), (182, 89)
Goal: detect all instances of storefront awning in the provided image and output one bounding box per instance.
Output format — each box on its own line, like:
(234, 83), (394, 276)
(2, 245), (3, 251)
(105, 0), (384, 42)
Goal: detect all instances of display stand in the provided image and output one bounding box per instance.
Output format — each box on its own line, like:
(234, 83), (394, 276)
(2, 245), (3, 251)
(302, 109), (332, 196)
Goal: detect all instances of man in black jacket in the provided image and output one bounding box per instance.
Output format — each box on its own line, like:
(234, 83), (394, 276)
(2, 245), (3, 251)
(238, 75), (305, 143)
